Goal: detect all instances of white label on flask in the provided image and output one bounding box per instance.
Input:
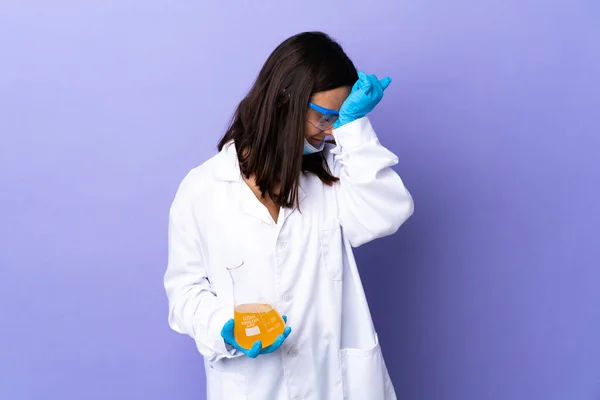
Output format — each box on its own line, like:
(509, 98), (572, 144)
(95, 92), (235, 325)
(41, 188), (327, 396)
(246, 326), (260, 337)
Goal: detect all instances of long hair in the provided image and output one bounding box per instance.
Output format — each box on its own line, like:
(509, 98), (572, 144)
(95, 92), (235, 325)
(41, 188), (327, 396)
(217, 31), (358, 209)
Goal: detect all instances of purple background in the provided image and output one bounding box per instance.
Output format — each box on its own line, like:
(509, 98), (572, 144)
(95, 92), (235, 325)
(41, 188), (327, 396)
(1, 1), (599, 399)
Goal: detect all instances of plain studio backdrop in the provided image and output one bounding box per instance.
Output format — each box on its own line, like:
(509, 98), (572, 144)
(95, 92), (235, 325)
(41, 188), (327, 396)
(1, 1), (599, 399)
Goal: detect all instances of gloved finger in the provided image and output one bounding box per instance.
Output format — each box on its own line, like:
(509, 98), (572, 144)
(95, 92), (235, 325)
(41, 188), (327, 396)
(228, 335), (248, 354)
(220, 319), (235, 338)
(259, 342), (278, 354)
(350, 72), (365, 93)
(357, 79), (372, 96)
(247, 340), (262, 358)
(379, 76), (392, 90)
(368, 74), (387, 101)
(231, 341), (245, 353)
(283, 326), (292, 338)
(360, 73), (375, 95)
(261, 335), (285, 354)
(356, 70), (371, 86)
(282, 315), (287, 324)
(350, 78), (361, 93)
(259, 326), (292, 355)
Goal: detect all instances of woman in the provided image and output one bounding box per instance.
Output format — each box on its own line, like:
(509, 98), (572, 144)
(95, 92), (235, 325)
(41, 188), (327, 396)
(164, 31), (413, 400)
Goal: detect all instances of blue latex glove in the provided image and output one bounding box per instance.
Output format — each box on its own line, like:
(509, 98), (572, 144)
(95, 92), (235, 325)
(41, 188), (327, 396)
(220, 315), (292, 359)
(333, 71), (392, 128)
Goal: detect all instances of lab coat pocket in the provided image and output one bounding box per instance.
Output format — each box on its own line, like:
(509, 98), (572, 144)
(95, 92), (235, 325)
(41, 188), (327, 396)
(319, 218), (343, 281)
(340, 336), (396, 400)
(206, 358), (248, 399)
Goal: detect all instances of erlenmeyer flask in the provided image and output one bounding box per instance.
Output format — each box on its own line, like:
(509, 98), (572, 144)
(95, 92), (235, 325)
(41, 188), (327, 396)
(227, 261), (285, 349)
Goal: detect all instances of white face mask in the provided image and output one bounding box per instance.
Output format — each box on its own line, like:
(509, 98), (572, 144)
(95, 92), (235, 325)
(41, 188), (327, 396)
(303, 138), (325, 155)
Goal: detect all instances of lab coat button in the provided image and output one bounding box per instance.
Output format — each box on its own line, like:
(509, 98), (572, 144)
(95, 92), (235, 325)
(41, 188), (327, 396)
(288, 346), (299, 357)
(277, 240), (287, 249)
(282, 292), (293, 301)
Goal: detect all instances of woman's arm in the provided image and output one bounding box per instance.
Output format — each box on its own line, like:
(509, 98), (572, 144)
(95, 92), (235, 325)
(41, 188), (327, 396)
(163, 172), (236, 366)
(328, 117), (414, 247)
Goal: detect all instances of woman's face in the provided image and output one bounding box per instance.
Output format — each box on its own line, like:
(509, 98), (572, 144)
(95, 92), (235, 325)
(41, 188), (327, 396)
(305, 86), (351, 146)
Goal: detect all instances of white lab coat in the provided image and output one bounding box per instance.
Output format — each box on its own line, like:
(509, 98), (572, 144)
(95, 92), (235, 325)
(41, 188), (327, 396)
(164, 117), (414, 400)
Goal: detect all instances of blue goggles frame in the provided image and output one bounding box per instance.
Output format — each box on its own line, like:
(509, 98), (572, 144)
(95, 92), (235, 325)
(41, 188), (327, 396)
(308, 102), (339, 130)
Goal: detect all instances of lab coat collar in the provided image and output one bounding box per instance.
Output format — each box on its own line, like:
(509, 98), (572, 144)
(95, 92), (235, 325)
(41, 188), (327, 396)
(214, 141), (307, 210)
(213, 141), (242, 182)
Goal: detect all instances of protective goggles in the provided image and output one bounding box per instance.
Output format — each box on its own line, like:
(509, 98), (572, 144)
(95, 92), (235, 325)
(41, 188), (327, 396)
(308, 102), (339, 130)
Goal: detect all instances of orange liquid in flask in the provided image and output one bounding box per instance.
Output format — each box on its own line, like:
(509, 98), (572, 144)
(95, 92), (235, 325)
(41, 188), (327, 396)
(234, 303), (285, 349)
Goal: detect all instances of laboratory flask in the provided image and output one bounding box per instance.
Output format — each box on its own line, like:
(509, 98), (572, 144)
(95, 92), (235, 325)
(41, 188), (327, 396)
(227, 261), (285, 349)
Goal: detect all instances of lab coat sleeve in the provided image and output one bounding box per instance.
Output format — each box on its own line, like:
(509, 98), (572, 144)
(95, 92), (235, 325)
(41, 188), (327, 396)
(330, 117), (414, 247)
(164, 174), (240, 365)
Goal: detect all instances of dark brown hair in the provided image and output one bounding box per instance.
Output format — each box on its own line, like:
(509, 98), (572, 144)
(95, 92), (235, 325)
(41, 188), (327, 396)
(218, 31), (358, 209)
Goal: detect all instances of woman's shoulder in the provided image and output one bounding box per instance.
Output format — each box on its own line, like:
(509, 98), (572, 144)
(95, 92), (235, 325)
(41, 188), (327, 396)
(172, 148), (231, 204)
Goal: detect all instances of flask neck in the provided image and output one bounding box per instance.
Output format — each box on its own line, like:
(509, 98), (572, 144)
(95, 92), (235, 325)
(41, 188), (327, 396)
(227, 261), (269, 306)
(227, 262), (253, 304)
(227, 261), (246, 285)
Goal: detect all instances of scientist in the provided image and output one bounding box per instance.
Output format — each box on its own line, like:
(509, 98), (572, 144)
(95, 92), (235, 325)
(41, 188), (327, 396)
(164, 31), (413, 400)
